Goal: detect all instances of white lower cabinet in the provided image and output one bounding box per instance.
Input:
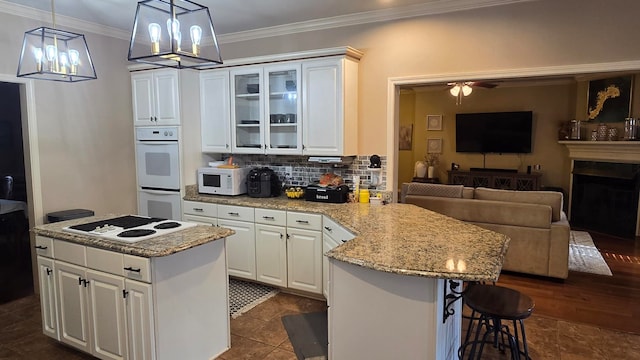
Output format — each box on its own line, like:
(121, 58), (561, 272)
(35, 236), (229, 360)
(37, 256), (59, 340)
(286, 212), (323, 294)
(219, 218), (256, 280)
(218, 204), (256, 281)
(254, 208), (288, 287)
(322, 216), (355, 300)
(124, 280), (154, 360)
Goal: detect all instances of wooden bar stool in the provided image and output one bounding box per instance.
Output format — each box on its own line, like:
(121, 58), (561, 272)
(458, 284), (534, 360)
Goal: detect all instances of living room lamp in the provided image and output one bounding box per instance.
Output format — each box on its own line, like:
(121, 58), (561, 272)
(16, 0), (97, 82)
(128, 0), (223, 69)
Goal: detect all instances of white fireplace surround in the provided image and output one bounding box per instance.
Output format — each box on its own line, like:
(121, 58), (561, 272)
(560, 141), (640, 237)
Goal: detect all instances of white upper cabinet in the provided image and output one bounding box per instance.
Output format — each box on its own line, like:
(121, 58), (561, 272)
(200, 70), (231, 153)
(198, 47), (361, 155)
(230, 66), (266, 154)
(264, 62), (302, 154)
(131, 69), (180, 126)
(302, 56), (359, 156)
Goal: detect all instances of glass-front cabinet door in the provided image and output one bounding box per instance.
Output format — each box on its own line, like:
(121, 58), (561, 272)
(230, 67), (265, 153)
(264, 62), (302, 154)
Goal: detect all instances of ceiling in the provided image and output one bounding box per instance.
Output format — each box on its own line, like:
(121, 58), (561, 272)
(1, 0), (532, 39)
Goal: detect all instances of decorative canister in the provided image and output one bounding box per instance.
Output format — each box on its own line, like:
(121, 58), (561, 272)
(624, 118), (637, 140)
(608, 128), (618, 141)
(414, 161), (427, 178)
(596, 123), (608, 141)
(590, 129), (598, 141)
(570, 120), (581, 140)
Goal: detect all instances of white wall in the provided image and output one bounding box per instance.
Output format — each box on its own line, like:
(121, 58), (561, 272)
(0, 12), (136, 223)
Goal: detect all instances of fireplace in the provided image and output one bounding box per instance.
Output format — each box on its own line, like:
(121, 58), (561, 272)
(571, 161), (639, 238)
(561, 141), (640, 239)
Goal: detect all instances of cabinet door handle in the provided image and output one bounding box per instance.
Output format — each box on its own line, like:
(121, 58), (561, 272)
(46, 268), (52, 275)
(263, 216), (274, 220)
(83, 279), (90, 287)
(286, 233), (290, 240)
(228, 212), (239, 216)
(194, 208), (204, 212)
(35, 245), (47, 250)
(226, 144), (229, 149)
(150, 116), (153, 122)
(123, 289), (129, 299)
(280, 233), (283, 239)
(78, 277), (83, 286)
(124, 266), (141, 273)
(296, 220), (309, 224)
(324, 226), (332, 232)
(341, 239), (348, 243)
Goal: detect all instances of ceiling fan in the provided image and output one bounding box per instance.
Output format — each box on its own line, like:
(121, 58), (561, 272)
(448, 81), (498, 104)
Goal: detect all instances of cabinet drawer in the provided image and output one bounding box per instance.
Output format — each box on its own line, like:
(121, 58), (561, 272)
(183, 200), (217, 218)
(323, 216), (355, 243)
(255, 208), (286, 226)
(35, 236), (54, 258)
(123, 254), (151, 283)
(54, 240), (86, 266)
(86, 247), (124, 276)
(287, 211), (322, 231)
(183, 214), (217, 226)
(218, 204), (255, 222)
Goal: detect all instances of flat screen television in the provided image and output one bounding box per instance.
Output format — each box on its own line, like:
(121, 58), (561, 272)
(455, 111), (533, 153)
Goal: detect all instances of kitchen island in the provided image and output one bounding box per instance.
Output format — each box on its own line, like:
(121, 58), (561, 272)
(32, 215), (233, 360)
(184, 185), (510, 359)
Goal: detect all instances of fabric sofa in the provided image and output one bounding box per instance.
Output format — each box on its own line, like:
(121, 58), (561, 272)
(401, 183), (570, 279)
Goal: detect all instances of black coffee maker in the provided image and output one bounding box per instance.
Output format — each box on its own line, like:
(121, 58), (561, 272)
(247, 167), (282, 198)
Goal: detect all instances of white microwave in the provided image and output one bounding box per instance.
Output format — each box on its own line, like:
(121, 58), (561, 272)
(198, 167), (250, 196)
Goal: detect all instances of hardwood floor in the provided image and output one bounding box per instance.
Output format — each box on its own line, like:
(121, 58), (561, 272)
(497, 230), (640, 335)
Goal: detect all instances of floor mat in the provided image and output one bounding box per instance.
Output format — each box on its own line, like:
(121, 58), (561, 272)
(228, 278), (279, 318)
(281, 311), (328, 360)
(569, 230), (613, 276)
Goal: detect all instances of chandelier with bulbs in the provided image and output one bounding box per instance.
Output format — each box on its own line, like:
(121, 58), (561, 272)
(16, 0), (97, 82)
(128, 0), (223, 68)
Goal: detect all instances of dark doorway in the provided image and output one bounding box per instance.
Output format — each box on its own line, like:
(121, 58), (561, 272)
(0, 81), (32, 303)
(571, 161), (640, 239)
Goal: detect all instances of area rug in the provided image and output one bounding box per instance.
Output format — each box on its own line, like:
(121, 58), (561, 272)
(569, 231), (613, 276)
(229, 279), (279, 318)
(281, 311), (328, 360)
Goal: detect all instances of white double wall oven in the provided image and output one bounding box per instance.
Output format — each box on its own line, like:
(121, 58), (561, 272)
(135, 126), (182, 220)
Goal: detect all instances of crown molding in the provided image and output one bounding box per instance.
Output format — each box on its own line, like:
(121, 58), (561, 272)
(0, 0), (130, 40)
(1, 0), (533, 44)
(218, 0), (536, 44)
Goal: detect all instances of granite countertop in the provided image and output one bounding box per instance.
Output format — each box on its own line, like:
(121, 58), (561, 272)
(32, 213), (234, 258)
(185, 185), (509, 282)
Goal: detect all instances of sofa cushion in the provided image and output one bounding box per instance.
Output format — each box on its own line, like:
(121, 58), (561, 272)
(405, 183), (464, 198)
(474, 187), (563, 222)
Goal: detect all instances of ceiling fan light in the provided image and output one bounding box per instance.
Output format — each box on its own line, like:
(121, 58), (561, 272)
(462, 84), (473, 96)
(449, 85), (461, 97)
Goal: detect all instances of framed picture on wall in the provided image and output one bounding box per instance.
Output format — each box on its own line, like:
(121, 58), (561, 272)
(427, 138), (442, 154)
(426, 115), (442, 130)
(399, 124), (413, 150)
(587, 75), (633, 123)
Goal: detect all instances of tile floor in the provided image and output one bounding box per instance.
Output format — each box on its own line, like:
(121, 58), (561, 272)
(2, 290), (640, 359)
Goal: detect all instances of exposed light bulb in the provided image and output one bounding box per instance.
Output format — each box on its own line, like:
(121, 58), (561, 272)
(68, 49), (79, 75)
(45, 45), (57, 71)
(33, 48), (43, 72)
(175, 31), (182, 51)
(59, 52), (68, 75)
(45, 45), (57, 61)
(462, 84), (473, 96)
(449, 84), (460, 97)
(190, 25), (202, 56)
(148, 23), (161, 54)
(167, 18), (181, 51)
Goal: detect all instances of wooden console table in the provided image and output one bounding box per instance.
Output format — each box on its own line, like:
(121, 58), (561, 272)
(448, 170), (542, 191)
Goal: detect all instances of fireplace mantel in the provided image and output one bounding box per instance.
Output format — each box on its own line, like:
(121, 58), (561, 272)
(559, 141), (640, 163)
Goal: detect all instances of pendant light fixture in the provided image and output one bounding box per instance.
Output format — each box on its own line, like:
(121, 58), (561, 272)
(128, 0), (223, 69)
(16, 0), (97, 82)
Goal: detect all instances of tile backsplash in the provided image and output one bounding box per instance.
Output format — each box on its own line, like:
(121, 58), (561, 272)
(211, 154), (391, 201)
